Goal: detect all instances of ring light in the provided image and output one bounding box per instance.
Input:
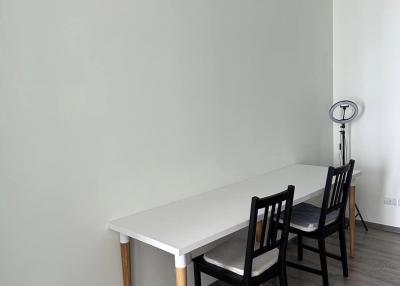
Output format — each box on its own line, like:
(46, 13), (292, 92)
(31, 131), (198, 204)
(329, 100), (359, 124)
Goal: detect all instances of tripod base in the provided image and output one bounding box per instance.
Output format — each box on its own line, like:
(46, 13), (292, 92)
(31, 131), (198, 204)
(355, 203), (369, 231)
(346, 203), (369, 232)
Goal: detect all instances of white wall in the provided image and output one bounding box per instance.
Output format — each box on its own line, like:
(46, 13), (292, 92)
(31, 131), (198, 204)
(334, 0), (400, 227)
(0, 1), (333, 285)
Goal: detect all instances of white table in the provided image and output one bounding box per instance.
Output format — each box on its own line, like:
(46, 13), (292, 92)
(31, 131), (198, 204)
(109, 164), (360, 286)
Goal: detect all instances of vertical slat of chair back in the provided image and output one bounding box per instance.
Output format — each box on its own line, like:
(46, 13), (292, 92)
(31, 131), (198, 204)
(319, 160), (355, 228)
(243, 186), (295, 279)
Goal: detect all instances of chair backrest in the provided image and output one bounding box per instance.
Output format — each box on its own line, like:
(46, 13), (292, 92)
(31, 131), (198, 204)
(243, 185), (295, 279)
(318, 159), (355, 229)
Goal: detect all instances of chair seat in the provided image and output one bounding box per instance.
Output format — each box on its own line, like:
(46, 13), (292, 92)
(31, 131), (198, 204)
(285, 203), (339, 232)
(203, 237), (279, 277)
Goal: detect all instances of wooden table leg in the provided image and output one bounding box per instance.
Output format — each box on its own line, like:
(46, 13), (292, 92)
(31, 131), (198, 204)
(176, 268), (187, 286)
(120, 234), (132, 286)
(175, 254), (191, 286)
(348, 186), (356, 258)
(256, 220), (263, 242)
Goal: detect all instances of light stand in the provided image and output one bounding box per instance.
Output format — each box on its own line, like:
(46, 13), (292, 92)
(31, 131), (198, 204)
(339, 105), (347, 166)
(338, 105), (368, 232)
(329, 100), (368, 231)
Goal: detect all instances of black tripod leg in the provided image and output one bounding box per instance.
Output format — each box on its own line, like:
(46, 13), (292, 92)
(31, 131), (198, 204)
(355, 204), (369, 232)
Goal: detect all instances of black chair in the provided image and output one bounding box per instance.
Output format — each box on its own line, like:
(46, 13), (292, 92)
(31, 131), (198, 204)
(192, 185), (295, 286)
(281, 160), (355, 286)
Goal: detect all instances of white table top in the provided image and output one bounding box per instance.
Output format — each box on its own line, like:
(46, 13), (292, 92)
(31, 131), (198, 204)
(109, 164), (360, 256)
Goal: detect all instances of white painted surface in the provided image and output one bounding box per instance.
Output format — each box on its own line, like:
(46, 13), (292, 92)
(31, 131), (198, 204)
(120, 234), (130, 244)
(0, 1), (333, 285)
(110, 164), (360, 256)
(334, 0), (400, 228)
(175, 254), (192, 268)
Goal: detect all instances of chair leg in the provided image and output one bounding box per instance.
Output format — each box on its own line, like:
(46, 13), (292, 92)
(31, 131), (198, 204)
(194, 263), (201, 286)
(318, 239), (329, 286)
(339, 226), (349, 277)
(297, 234), (303, 261)
(279, 263), (288, 286)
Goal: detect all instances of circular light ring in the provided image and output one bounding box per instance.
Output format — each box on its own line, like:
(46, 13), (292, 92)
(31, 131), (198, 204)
(329, 100), (359, 124)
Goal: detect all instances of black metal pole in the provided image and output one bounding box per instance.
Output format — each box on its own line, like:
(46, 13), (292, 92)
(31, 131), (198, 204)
(340, 118), (368, 232)
(340, 124), (346, 166)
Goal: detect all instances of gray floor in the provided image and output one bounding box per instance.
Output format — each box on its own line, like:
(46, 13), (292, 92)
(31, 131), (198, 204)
(211, 226), (400, 286)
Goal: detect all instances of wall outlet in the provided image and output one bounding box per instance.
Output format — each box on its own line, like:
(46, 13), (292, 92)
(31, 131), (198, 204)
(384, 197), (397, 206)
